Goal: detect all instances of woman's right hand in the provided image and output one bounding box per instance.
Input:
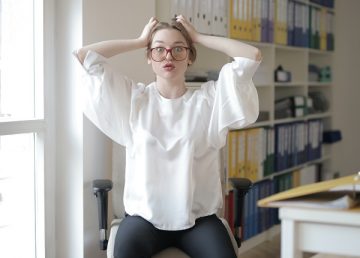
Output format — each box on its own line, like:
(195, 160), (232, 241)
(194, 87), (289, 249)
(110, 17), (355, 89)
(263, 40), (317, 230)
(138, 17), (159, 47)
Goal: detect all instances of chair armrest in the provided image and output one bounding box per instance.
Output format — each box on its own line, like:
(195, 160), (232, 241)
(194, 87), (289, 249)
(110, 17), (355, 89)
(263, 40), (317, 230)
(93, 179), (113, 250)
(230, 178), (252, 193)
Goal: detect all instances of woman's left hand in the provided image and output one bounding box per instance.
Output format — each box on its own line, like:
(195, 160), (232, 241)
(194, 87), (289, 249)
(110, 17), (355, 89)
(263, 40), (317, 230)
(176, 15), (200, 43)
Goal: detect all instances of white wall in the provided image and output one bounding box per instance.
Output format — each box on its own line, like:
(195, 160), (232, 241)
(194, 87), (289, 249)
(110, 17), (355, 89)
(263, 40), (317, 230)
(82, 1), (155, 258)
(55, 0), (83, 257)
(54, 0), (156, 257)
(332, 0), (360, 176)
(44, 0), (56, 256)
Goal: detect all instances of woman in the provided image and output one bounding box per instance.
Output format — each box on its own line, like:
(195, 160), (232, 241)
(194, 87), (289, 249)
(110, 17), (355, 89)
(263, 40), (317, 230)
(75, 15), (261, 258)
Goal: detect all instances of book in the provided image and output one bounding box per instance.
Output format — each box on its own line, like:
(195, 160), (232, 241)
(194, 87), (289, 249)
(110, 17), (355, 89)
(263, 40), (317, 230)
(258, 175), (360, 210)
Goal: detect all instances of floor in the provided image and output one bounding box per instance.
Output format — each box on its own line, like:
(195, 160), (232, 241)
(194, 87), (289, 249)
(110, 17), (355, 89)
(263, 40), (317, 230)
(239, 234), (282, 258)
(239, 234), (359, 258)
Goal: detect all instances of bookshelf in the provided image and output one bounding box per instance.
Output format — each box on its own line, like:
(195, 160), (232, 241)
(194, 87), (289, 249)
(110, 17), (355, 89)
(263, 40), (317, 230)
(156, 0), (335, 252)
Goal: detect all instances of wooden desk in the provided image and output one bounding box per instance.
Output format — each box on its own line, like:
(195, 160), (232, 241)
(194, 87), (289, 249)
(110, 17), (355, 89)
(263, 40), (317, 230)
(279, 206), (360, 258)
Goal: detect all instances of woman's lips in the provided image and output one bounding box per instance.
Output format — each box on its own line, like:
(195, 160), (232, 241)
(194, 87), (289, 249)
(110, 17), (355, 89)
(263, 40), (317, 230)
(163, 63), (175, 71)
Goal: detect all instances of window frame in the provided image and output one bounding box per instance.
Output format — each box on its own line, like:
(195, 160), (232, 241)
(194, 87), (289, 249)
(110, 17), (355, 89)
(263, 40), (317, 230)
(0, 0), (55, 257)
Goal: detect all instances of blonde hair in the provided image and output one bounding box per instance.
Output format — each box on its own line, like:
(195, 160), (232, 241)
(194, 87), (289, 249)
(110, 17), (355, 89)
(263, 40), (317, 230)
(147, 18), (197, 63)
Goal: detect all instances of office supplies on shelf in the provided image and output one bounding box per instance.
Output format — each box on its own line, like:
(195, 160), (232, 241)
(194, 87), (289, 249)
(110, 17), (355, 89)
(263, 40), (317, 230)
(308, 64), (320, 82)
(275, 95), (307, 119)
(323, 130), (342, 144)
(274, 65), (291, 82)
(308, 64), (332, 82)
(258, 174), (360, 210)
(319, 66), (332, 82)
(308, 91), (329, 113)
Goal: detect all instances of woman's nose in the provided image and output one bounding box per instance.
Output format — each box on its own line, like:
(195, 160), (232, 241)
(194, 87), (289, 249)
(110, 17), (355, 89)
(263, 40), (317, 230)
(165, 51), (173, 60)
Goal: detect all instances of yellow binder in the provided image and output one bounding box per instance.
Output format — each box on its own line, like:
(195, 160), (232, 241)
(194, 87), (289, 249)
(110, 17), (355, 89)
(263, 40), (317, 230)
(227, 131), (238, 178)
(244, 0), (253, 40)
(229, 0), (240, 39)
(320, 9), (328, 51)
(274, 0), (287, 45)
(236, 130), (247, 178)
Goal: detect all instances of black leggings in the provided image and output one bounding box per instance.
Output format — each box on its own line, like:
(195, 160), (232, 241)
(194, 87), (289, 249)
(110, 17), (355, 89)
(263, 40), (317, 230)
(113, 214), (237, 258)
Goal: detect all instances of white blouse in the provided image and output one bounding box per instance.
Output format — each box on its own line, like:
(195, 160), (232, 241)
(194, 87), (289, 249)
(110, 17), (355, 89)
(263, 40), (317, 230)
(78, 50), (260, 230)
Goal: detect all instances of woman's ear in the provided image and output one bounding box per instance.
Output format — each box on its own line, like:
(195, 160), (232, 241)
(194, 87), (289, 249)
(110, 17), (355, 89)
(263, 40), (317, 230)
(147, 58), (151, 65)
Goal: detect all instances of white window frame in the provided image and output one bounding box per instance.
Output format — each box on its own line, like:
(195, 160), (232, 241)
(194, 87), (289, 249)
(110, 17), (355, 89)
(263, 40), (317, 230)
(0, 0), (55, 257)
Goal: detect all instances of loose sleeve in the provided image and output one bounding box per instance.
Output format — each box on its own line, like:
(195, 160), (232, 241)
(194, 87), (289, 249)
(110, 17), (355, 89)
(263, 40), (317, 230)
(208, 57), (261, 148)
(75, 50), (138, 146)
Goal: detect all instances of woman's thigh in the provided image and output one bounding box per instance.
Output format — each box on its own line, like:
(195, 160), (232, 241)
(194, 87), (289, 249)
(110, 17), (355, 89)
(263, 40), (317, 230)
(176, 215), (237, 258)
(113, 215), (172, 258)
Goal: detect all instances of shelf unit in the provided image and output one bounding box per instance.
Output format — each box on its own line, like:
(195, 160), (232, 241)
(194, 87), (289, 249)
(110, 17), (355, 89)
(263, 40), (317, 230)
(236, 42), (334, 250)
(253, 41), (333, 126)
(185, 41), (334, 178)
(156, 0), (335, 251)
(227, 34), (334, 248)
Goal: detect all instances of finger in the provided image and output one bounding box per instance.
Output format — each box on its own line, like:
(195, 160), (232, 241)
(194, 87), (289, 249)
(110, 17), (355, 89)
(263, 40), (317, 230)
(176, 14), (186, 20)
(152, 17), (159, 25)
(149, 17), (158, 25)
(175, 16), (186, 26)
(176, 15), (186, 23)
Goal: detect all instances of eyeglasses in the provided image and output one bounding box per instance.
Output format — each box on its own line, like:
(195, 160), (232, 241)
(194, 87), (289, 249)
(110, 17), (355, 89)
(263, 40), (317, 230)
(150, 46), (190, 62)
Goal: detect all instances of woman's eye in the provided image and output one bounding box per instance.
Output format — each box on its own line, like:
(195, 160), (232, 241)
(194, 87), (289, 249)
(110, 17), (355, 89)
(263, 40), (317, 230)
(155, 47), (165, 53)
(174, 47), (183, 53)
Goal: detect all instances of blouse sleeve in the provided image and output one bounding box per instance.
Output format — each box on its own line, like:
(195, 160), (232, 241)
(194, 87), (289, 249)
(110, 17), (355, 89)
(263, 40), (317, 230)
(207, 57), (261, 148)
(75, 50), (138, 146)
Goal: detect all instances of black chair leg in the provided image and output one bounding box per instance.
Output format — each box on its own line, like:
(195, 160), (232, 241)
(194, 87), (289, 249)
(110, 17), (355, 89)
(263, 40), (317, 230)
(93, 179), (113, 250)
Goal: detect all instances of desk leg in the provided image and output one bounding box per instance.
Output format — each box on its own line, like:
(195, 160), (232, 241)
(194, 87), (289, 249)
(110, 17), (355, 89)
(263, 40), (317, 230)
(281, 219), (302, 258)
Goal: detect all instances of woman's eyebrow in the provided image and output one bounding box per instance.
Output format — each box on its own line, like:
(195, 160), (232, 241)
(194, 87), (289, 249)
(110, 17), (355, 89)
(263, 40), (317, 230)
(153, 40), (165, 44)
(173, 41), (186, 45)
(153, 40), (186, 46)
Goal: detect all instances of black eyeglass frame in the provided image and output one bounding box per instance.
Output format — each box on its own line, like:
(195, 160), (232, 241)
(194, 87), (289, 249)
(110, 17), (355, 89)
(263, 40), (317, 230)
(149, 46), (190, 62)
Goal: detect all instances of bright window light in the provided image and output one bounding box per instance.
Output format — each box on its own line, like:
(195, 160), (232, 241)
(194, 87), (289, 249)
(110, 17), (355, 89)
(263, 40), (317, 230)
(0, 133), (36, 258)
(0, 0), (45, 257)
(0, 0), (35, 120)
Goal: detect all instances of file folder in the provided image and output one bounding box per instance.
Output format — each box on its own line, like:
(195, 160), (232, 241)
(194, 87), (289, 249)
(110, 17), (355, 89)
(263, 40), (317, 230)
(268, 0), (275, 42)
(229, 0), (241, 39)
(287, 0), (295, 46)
(261, 0), (269, 42)
(236, 130), (247, 178)
(326, 11), (335, 50)
(193, 0), (210, 34)
(244, 0), (253, 40)
(303, 3), (310, 48)
(227, 131), (238, 178)
(274, 0), (287, 45)
(211, 0), (228, 36)
(258, 175), (360, 210)
(252, 0), (262, 42)
(320, 8), (327, 50)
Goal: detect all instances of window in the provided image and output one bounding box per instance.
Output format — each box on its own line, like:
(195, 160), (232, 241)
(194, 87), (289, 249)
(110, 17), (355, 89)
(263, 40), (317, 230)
(0, 0), (46, 257)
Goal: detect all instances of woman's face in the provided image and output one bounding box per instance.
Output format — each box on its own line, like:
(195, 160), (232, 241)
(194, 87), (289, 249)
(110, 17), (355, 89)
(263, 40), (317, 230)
(148, 28), (190, 82)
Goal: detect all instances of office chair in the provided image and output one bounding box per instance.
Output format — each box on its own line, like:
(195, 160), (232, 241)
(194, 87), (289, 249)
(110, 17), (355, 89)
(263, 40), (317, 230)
(93, 172), (251, 258)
